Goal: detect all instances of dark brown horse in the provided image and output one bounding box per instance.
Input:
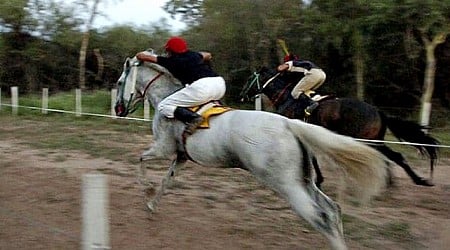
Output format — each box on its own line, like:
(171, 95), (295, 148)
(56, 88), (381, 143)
(240, 67), (439, 187)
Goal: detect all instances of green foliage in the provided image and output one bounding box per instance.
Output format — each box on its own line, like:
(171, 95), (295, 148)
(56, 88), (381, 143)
(0, 0), (449, 118)
(0, 0), (29, 31)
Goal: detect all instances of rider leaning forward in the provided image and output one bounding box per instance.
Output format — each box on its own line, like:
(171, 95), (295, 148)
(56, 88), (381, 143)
(277, 53), (326, 115)
(136, 36), (226, 134)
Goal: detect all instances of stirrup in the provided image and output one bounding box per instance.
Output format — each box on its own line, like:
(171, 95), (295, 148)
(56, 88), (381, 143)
(304, 90), (316, 98)
(305, 102), (319, 116)
(185, 116), (204, 135)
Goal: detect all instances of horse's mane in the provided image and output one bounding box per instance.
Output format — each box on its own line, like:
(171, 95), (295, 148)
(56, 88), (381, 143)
(259, 66), (296, 92)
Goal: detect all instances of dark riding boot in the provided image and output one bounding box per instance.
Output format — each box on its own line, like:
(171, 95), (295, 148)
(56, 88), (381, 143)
(174, 107), (204, 135)
(278, 97), (297, 115)
(297, 93), (318, 116)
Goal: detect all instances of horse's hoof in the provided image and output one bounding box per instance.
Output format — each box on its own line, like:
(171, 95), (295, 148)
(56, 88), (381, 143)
(146, 202), (155, 213)
(416, 178), (434, 187)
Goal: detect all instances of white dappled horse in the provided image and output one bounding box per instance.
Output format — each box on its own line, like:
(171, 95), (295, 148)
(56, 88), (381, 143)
(114, 53), (390, 250)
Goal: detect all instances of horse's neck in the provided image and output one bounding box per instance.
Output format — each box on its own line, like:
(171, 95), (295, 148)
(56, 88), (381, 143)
(141, 65), (182, 107)
(262, 84), (292, 108)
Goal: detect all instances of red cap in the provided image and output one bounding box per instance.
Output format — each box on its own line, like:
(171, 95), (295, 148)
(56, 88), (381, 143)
(283, 54), (298, 62)
(165, 37), (188, 54)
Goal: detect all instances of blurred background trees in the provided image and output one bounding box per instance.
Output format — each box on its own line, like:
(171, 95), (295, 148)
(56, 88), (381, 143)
(0, 0), (449, 121)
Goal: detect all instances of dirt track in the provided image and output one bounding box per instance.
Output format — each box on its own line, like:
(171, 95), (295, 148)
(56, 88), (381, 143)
(0, 120), (449, 250)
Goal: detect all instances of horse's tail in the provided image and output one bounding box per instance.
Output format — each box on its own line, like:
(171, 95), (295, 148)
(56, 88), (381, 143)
(381, 113), (440, 162)
(286, 119), (389, 203)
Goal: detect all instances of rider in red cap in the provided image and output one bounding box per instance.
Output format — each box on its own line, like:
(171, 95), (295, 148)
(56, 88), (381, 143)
(136, 37), (226, 134)
(277, 53), (326, 115)
(164, 36), (188, 53)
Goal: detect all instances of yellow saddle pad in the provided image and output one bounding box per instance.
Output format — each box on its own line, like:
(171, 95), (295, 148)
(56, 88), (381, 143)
(189, 102), (233, 129)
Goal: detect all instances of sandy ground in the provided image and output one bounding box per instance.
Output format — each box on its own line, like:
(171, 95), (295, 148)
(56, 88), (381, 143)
(0, 122), (449, 250)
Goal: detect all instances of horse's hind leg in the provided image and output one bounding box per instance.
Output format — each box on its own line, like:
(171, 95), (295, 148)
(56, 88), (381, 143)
(312, 157), (324, 189)
(279, 183), (346, 250)
(377, 145), (433, 186)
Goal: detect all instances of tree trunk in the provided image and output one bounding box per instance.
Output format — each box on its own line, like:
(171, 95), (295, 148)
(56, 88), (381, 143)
(354, 50), (365, 101)
(419, 33), (447, 131)
(93, 48), (104, 81)
(79, 0), (100, 89)
(353, 30), (365, 101)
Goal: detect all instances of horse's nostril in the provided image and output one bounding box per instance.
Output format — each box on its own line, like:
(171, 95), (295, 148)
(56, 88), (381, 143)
(115, 104), (124, 116)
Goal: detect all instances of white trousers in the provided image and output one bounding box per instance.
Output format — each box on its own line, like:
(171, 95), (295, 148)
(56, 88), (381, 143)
(158, 76), (226, 118)
(291, 68), (326, 99)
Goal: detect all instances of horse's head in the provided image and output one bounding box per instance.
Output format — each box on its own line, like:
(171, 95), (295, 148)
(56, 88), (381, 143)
(114, 56), (143, 117)
(114, 51), (180, 117)
(239, 66), (278, 102)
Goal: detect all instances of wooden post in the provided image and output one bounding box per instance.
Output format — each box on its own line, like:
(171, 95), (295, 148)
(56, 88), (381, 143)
(82, 174), (110, 250)
(76, 88), (82, 117)
(144, 99), (150, 120)
(255, 94), (262, 111)
(111, 89), (117, 118)
(420, 102), (432, 134)
(42, 88), (49, 114)
(11, 86), (18, 115)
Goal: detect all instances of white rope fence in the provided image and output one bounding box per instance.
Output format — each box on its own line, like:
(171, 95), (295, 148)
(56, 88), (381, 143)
(354, 138), (450, 149)
(1, 86), (449, 149)
(1, 86), (151, 122)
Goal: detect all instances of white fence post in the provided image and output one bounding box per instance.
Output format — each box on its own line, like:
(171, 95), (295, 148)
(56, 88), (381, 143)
(144, 99), (150, 120)
(42, 88), (49, 114)
(254, 94), (262, 111)
(420, 102), (432, 134)
(11, 86), (18, 115)
(82, 174), (110, 250)
(76, 88), (82, 117)
(110, 89), (117, 118)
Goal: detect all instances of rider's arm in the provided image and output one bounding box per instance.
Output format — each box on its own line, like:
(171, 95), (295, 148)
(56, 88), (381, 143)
(277, 62), (291, 71)
(199, 52), (212, 61)
(278, 60), (310, 73)
(136, 52), (158, 63)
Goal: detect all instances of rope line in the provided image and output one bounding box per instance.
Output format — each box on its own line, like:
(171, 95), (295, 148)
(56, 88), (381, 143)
(1, 102), (449, 149)
(0, 103), (151, 122)
(354, 138), (450, 149)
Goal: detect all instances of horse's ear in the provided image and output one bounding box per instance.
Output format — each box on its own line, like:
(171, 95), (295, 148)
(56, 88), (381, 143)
(258, 66), (268, 73)
(124, 57), (131, 69)
(145, 48), (156, 55)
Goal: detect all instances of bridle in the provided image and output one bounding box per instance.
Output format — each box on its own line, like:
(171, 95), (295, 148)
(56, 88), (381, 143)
(118, 59), (164, 115)
(242, 70), (289, 106)
(240, 71), (263, 101)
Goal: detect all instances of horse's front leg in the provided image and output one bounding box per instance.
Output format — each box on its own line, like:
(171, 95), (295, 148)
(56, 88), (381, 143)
(146, 158), (184, 212)
(138, 142), (174, 187)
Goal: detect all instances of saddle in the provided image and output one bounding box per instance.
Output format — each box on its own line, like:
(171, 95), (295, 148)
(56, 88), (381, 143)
(305, 90), (330, 102)
(279, 91), (334, 120)
(188, 101), (233, 129)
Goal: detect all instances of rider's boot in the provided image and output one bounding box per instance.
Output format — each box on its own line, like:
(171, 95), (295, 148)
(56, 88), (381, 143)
(174, 107), (204, 135)
(297, 93), (318, 116)
(279, 97), (296, 113)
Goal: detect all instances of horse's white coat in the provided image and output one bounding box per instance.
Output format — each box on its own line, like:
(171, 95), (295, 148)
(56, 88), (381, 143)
(115, 56), (391, 250)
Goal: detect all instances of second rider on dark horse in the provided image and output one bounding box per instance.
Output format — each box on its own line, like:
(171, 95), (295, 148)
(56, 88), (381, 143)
(270, 53), (327, 119)
(240, 58), (440, 188)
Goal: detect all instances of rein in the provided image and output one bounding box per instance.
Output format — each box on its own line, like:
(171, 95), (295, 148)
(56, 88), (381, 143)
(120, 61), (164, 114)
(247, 71), (291, 106)
(271, 83), (292, 106)
(141, 71), (164, 98)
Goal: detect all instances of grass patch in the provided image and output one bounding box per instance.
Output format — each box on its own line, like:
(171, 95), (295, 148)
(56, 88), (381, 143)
(0, 113), (150, 163)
